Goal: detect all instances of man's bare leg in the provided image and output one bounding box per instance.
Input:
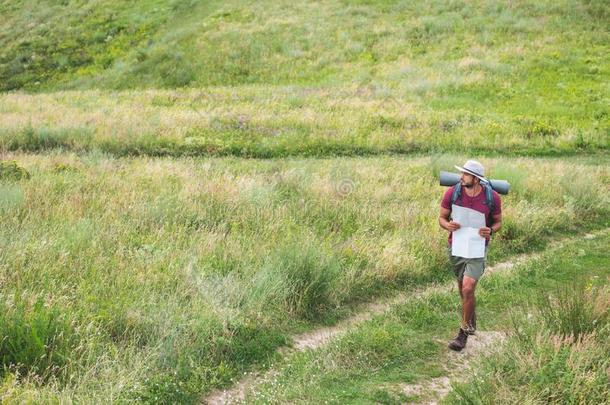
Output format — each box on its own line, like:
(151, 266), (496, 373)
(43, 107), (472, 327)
(461, 276), (477, 329)
(458, 279), (464, 320)
(449, 278), (471, 351)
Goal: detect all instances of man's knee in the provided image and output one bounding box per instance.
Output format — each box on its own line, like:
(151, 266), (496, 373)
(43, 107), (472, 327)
(462, 286), (475, 298)
(462, 277), (477, 298)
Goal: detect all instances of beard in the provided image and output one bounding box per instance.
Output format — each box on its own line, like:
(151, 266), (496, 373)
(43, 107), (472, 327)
(462, 180), (474, 189)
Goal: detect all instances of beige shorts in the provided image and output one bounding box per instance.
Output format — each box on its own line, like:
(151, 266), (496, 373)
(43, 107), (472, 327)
(447, 245), (488, 281)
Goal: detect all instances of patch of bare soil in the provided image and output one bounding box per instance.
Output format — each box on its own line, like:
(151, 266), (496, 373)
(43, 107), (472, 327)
(292, 295), (405, 351)
(205, 374), (258, 405)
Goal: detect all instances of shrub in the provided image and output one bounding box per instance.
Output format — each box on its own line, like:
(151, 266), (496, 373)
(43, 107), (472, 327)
(0, 161), (30, 181)
(249, 238), (340, 319)
(9, 126), (93, 152)
(527, 120), (560, 139)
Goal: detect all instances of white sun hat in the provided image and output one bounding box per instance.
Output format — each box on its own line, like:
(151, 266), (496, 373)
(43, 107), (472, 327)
(454, 160), (489, 183)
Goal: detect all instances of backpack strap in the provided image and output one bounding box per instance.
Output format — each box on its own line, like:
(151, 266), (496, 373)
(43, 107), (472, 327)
(450, 183), (462, 206)
(483, 183), (495, 215)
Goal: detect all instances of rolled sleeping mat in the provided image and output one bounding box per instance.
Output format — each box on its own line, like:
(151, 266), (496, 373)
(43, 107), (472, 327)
(439, 171), (510, 195)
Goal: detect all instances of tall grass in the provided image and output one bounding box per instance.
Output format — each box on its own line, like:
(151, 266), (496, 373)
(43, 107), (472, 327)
(249, 237), (341, 319)
(241, 232), (610, 404)
(536, 283), (609, 340)
(1, 0), (607, 401)
(0, 153), (608, 401)
(0, 298), (77, 382)
(0, 87), (607, 158)
(2, 0), (607, 93)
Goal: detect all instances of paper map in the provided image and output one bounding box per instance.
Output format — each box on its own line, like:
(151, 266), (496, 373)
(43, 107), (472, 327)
(451, 204), (486, 258)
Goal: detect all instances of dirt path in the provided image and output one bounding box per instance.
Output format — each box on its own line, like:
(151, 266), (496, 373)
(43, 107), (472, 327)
(204, 295), (407, 405)
(203, 230), (606, 404)
(401, 331), (507, 404)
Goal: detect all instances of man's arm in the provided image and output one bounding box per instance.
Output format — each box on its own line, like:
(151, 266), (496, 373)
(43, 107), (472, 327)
(439, 206), (461, 232)
(479, 212), (502, 238)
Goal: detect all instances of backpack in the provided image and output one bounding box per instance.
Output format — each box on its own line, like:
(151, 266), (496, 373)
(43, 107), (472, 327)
(450, 182), (496, 220)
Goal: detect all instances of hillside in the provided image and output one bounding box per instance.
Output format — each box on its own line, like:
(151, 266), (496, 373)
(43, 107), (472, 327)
(1, 0), (608, 92)
(1, 1), (608, 158)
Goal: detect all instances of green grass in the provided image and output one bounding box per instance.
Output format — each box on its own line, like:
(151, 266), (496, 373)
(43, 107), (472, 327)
(2, 0), (608, 93)
(244, 231), (610, 404)
(0, 152), (607, 402)
(0, 0), (214, 91)
(1, 0), (608, 157)
(1, 0), (608, 401)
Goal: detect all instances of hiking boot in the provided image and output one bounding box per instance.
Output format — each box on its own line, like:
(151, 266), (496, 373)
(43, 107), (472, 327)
(448, 327), (468, 351)
(465, 311), (476, 335)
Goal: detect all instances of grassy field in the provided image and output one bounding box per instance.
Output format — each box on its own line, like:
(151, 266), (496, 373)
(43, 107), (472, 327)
(241, 230), (609, 404)
(1, 0), (609, 403)
(0, 152), (608, 402)
(1, 0), (608, 157)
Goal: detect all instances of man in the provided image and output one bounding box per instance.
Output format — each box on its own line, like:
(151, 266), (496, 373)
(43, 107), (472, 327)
(439, 160), (502, 351)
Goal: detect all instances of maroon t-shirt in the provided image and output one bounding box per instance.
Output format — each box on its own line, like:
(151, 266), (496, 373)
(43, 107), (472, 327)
(441, 185), (502, 246)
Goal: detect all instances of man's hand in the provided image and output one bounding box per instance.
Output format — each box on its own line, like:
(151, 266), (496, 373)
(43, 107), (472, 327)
(447, 221), (461, 232)
(440, 207), (461, 232)
(479, 227), (491, 238)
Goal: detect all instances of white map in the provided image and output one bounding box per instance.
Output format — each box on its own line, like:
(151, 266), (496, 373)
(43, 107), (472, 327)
(451, 204), (486, 258)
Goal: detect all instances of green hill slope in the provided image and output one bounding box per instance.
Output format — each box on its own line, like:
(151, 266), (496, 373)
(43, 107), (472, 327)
(0, 0), (205, 91)
(2, 0), (607, 91)
(0, 0), (608, 156)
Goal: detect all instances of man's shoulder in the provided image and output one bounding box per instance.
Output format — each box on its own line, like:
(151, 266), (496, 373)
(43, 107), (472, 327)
(443, 185), (456, 198)
(441, 185), (456, 208)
